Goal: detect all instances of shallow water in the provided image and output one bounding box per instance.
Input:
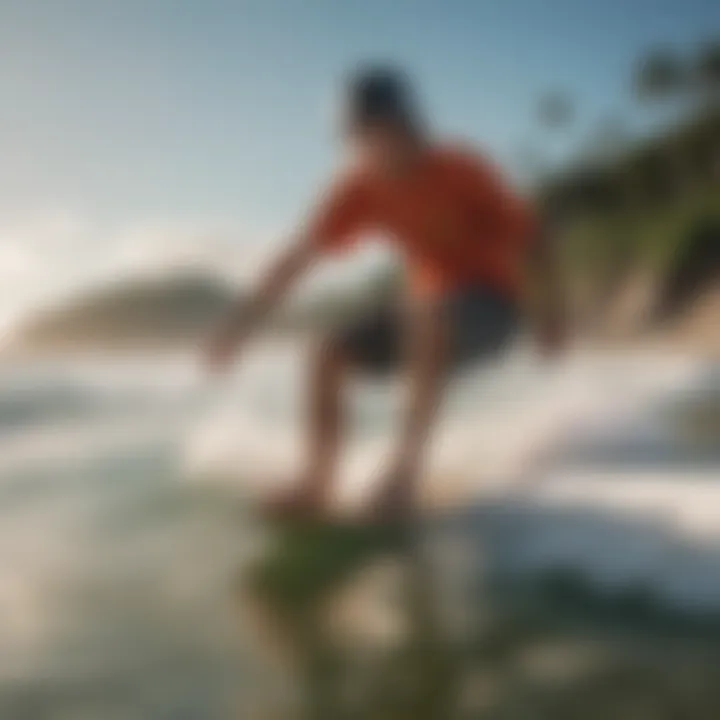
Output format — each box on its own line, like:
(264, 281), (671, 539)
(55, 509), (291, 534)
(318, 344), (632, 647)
(0, 347), (716, 718)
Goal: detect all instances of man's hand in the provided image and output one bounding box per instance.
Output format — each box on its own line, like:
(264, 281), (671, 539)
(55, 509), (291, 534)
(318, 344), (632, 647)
(200, 236), (318, 375)
(368, 458), (418, 521)
(203, 322), (245, 374)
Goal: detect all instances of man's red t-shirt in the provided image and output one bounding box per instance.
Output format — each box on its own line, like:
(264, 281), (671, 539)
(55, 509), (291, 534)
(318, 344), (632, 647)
(307, 144), (536, 299)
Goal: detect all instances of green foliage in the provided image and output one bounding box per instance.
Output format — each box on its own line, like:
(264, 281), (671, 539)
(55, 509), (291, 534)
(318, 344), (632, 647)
(246, 520), (404, 617)
(634, 47), (688, 101)
(696, 39), (720, 96)
(545, 97), (720, 314)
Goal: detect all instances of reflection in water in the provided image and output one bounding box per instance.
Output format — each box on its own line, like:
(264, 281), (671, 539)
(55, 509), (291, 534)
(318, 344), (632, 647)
(238, 510), (720, 719)
(237, 520), (462, 719)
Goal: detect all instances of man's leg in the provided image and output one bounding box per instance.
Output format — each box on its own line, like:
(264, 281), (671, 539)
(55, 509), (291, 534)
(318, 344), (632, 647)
(303, 305), (400, 503)
(263, 337), (349, 517)
(367, 286), (519, 519)
(265, 307), (397, 518)
(302, 337), (348, 503)
(369, 296), (448, 519)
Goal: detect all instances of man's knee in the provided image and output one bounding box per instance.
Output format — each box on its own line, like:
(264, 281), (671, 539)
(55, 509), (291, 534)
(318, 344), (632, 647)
(312, 334), (350, 375)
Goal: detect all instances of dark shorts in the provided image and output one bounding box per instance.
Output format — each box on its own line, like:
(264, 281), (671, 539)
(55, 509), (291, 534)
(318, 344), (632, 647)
(337, 285), (520, 376)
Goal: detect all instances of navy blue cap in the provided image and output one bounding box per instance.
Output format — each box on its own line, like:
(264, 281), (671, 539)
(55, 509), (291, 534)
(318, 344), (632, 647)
(343, 66), (419, 133)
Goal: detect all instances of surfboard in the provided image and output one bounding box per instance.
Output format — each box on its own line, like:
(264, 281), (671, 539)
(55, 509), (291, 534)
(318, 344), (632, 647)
(236, 513), (458, 717)
(243, 517), (408, 618)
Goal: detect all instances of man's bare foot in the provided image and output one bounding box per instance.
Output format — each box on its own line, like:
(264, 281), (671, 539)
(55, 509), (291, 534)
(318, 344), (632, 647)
(260, 480), (329, 522)
(366, 467), (416, 523)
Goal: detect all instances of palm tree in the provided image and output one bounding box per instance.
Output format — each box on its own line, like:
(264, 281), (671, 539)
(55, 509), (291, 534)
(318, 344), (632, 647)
(634, 47), (691, 193)
(692, 39), (720, 179)
(537, 91), (574, 131)
(694, 39), (720, 105)
(529, 91), (575, 184)
(581, 115), (643, 211)
(634, 47), (687, 104)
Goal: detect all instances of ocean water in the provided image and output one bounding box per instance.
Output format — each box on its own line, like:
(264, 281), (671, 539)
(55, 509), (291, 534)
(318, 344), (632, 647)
(0, 346), (716, 718)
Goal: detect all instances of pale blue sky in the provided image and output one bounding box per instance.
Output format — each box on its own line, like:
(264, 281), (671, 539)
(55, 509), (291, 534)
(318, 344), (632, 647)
(0, 0), (717, 325)
(2, 0), (717, 230)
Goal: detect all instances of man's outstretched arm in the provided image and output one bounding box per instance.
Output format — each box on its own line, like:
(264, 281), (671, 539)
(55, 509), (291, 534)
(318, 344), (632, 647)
(205, 236), (318, 370)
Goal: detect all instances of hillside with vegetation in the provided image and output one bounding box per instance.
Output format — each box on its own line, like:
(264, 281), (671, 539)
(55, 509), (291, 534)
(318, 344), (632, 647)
(13, 267), (401, 352)
(15, 274), (237, 350)
(532, 39), (720, 347)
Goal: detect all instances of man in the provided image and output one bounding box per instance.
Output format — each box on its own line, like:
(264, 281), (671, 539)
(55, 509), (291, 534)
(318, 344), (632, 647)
(205, 66), (565, 519)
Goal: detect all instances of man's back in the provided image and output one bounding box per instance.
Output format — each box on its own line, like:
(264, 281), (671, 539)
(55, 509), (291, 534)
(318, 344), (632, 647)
(310, 143), (536, 298)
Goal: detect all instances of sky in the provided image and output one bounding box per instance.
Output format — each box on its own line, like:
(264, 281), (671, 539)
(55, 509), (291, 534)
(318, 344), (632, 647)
(0, 0), (718, 328)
